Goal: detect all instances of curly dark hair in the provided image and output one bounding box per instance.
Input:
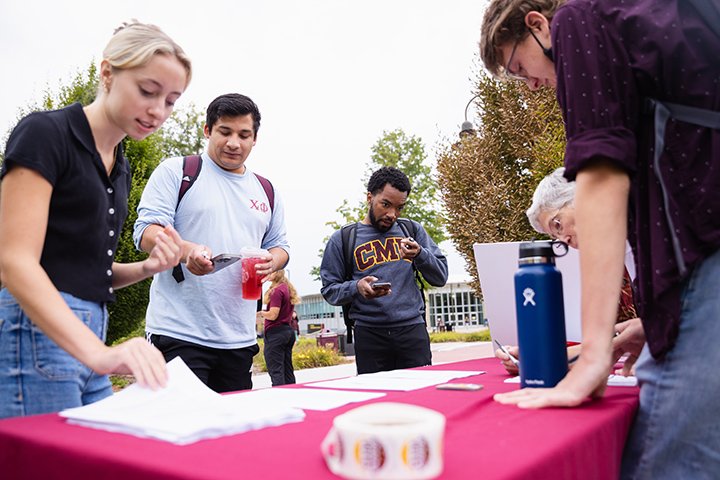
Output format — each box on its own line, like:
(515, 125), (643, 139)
(367, 166), (412, 196)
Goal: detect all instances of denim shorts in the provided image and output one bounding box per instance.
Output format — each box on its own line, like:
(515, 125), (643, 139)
(0, 289), (113, 419)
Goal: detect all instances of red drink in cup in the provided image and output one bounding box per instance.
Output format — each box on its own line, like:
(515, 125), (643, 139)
(239, 247), (269, 300)
(241, 256), (264, 300)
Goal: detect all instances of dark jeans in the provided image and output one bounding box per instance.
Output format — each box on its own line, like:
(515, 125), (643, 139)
(263, 324), (296, 386)
(353, 323), (432, 374)
(149, 334), (259, 393)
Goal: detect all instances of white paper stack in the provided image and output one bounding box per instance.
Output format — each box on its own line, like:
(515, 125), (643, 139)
(60, 357), (305, 444)
(305, 369), (485, 391)
(224, 388), (386, 411)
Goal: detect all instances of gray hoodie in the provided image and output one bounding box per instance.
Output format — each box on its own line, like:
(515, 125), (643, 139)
(320, 220), (447, 327)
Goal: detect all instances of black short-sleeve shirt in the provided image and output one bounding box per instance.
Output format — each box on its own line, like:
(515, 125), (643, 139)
(2, 103), (131, 303)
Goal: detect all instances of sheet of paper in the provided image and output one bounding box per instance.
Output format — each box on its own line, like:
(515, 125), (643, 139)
(306, 369), (485, 391)
(60, 358), (305, 444)
(503, 374), (638, 387)
(223, 388), (386, 411)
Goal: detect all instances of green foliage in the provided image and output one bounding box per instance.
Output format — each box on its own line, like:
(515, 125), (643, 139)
(1, 64), (99, 163)
(311, 128), (446, 280)
(3, 62), (206, 344)
(110, 375), (134, 392)
(160, 104), (206, 157)
(368, 130), (446, 243)
(106, 134), (166, 343)
(436, 73), (565, 294)
(293, 345), (345, 369)
(429, 330), (490, 343)
(41, 62), (99, 111)
(110, 321), (146, 346)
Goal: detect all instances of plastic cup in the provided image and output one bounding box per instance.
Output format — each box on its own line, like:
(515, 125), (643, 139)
(240, 248), (268, 300)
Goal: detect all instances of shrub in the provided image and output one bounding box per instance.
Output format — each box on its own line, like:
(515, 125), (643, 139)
(293, 346), (344, 370)
(436, 74), (564, 295)
(429, 330), (490, 343)
(253, 336), (347, 373)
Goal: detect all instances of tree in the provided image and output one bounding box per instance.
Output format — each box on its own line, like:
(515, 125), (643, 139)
(0, 63), (205, 343)
(435, 73), (565, 293)
(310, 129), (446, 280)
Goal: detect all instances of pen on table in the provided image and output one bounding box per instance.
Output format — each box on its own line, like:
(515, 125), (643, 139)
(494, 339), (519, 367)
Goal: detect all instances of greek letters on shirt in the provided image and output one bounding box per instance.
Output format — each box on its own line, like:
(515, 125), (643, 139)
(249, 197), (270, 213)
(354, 237), (411, 271)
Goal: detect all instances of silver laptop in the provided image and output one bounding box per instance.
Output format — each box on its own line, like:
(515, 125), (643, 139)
(472, 241), (582, 347)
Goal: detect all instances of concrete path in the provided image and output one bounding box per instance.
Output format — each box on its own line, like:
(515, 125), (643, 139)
(251, 341), (495, 390)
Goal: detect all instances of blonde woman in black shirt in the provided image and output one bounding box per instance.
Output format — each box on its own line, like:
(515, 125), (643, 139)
(0, 21), (191, 418)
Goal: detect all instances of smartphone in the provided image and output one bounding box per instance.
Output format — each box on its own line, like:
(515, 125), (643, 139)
(210, 253), (242, 273)
(371, 281), (392, 289)
(436, 383), (483, 391)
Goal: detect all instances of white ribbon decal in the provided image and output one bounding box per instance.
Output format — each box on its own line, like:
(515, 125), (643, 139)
(522, 288), (536, 306)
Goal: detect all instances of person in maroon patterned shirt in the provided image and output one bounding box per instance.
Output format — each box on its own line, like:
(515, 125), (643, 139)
(481, 0), (720, 476)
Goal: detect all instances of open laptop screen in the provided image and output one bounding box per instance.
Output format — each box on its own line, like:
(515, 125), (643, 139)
(473, 241), (582, 347)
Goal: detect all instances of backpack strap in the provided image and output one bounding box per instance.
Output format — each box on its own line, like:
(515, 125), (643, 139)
(687, 0), (720, 39)
(177, 155), (202, 209)
(172, 155), (203, 283)
(340, 222), (358, 343)
(254, 173), (275, 212)
(644, 97), (720, 278)
(253, 173), (276, 254)
(396, 218), (427, 320)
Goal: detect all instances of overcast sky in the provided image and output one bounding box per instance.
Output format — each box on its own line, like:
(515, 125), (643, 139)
(0, 0), (488, 295)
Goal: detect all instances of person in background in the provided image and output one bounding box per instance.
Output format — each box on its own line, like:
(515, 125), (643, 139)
(257, 270), (300, 386)
(495, 167), (643, 376)
(0, 21), (191, 419)
(290, 311), (301, 338)
(320, 167), (448, 374)
(480, 0), (720, 476)
(134, 93), (289, 393)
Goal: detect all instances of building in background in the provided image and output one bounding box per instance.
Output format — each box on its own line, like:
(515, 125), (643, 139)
(294, 277), (484, 334)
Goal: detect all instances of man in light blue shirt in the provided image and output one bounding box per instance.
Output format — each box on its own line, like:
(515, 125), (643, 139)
(134, 93), (289, 392)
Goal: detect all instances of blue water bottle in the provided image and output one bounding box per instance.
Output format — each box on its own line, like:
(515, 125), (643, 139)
(514, 240), (568, 388)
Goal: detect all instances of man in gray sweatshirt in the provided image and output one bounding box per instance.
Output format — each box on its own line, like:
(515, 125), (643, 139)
(320, 167), (448, 374)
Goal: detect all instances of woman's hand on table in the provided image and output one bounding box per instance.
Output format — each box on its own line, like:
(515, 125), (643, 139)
(495, 345), (520, 375)
(612, 318), (645, 376)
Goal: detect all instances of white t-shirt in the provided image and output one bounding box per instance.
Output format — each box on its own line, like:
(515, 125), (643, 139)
(134, 153), (289, 349)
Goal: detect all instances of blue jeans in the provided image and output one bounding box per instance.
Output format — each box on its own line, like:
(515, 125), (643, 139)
(621, 248), (720, 479)
(0, 289), (112, 419)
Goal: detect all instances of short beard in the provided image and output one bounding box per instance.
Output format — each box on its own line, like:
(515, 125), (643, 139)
(369, 206), (392, 232)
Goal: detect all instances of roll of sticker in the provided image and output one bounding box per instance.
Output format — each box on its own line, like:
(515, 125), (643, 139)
(321, 402), (445, 480)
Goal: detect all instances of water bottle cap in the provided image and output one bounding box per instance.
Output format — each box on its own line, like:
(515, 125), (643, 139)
(518, 240), (568, 260)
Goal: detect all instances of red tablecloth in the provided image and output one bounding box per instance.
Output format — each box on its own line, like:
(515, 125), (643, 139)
(0, 358), (638, 480)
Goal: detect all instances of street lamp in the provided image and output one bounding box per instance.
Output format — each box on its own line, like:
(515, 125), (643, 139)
(460, 94), (481, 138)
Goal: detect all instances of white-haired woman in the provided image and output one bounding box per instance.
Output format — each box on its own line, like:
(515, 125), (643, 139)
(496, 168), (644, 375)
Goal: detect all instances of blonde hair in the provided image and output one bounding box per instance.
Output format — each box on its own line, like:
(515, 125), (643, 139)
(479, 0), (565, 77)
(103, 20), (192, 87)
(263, 270), (301, 305)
